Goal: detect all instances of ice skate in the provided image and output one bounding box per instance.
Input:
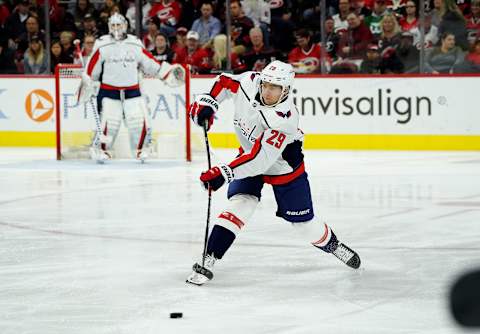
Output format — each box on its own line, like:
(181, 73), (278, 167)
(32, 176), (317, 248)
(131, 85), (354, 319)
(332, 242), (361, 269)
(136, 149), (148, 164)
(186, 254), (216, 286)
(89, 147), (111, 164)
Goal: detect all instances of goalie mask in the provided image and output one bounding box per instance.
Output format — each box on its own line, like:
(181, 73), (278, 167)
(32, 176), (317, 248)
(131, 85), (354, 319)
(258, 60), (295, 107)
(108, 13), (128, 41)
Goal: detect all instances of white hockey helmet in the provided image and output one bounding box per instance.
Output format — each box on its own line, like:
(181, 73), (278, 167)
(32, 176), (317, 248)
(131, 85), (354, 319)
(108, 13), (128, 40)
(259, 60), (295, 107)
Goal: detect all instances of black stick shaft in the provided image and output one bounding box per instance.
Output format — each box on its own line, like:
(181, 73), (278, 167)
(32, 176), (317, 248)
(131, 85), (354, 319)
(202, 123), (212, 267)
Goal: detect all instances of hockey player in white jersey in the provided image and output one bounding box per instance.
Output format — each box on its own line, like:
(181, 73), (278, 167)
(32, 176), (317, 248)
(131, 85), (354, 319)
(77, 13), (185, 163)
(186, 60), (361, 285)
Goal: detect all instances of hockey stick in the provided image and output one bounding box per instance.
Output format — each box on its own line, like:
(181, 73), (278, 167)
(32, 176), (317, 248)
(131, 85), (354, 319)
(74, 39), (111, 148)
(202, 122), (212, 267)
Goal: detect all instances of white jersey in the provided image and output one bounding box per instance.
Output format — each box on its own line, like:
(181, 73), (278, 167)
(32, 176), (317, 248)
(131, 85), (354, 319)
(85, 34), (166, 89)
(210, 71), (305, 185)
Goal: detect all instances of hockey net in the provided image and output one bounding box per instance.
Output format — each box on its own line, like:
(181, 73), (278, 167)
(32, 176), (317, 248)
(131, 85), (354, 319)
(54, 63), (203, 161)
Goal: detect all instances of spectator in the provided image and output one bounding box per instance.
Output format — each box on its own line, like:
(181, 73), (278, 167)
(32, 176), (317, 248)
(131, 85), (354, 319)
(352, 0), (372, 20)
(395, 31), (419, 72)
(151, 32), (174, 63)
(338, 12), (374, 61)
(410, 13), (439, 49)
(464, 38), (480, 69)
(74, 34), (95, 66)
(378, 13), (402, 50)
(325, 17), (341, 61)
(50, 39), (72, 72)
(0, 35), (17, 74)
(288, 29), (331, 73)
(171, 26), (188, 62)
(241, 27), (280, 71)
(230, 0), (254, 54)
(191, 2), (222, 46)
(17, 15), (43, 54)
(360, 43), (382, 73)
(365, 0), (389, 36)
(466, 0), (480, 45)
(184, 30), (212, 74)
(269, 0), (296, 54)
(148, 0), (182, 37)
(23, 34), (48, 74)
(439, 0), (469, 49)
(59, 31), (75, 61)
(431, 0), (443, 26)
(211, 34), (246, 73)
(143, 16), (160, 51)
(332, 0), (351, 34)
(98, 0), (117, 18)
(73, 0), (97, 31)
(425, 32), (465, 73)
(241, 0), (271, 38)
(5, 0), (30, 43)
(77, 13), (99, 41)
(399, 1), (418, 31)
(0, 0), (11, 27)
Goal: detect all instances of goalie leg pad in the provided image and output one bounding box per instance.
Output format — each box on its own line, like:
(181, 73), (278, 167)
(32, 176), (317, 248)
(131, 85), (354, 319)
(123, 97), (150, 154)
(207, 194), (258, 259)
(99, 98), (123, 151)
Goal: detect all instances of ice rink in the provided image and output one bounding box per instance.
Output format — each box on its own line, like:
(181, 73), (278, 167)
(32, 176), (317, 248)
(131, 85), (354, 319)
(1, 148), (479, 334)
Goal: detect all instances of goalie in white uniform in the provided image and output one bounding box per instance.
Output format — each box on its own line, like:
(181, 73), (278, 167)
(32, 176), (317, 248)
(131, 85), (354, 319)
(78, 13), (185, 162)
(186, 60), (361, 285)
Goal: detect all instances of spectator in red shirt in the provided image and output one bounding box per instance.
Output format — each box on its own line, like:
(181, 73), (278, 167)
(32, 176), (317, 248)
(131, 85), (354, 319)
(171, 26), (187, 63)
(143, 16), (160, 51)
(0, 0), (11, 27)
(338, 12), (374, 60)
(148, 0), (181, 37)
(184, 30), (212, 74)
(241, 27), (280, 72)
(288, 29), (331, 73)
(399, 1), (418, 31)
(466, 0), (480, 45)
(465, 38), (480, 65)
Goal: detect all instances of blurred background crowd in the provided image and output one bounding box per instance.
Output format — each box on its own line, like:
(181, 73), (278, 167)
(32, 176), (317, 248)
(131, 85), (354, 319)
(0, 0), (479, 75)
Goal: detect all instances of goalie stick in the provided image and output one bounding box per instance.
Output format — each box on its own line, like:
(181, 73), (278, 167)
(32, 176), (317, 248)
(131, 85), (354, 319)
(74, 39), (112, 153)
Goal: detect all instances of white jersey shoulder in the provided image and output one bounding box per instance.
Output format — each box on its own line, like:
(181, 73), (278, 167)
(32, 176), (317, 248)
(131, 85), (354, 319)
(236, 71), (299, 135)
(123, 34), (144, 47)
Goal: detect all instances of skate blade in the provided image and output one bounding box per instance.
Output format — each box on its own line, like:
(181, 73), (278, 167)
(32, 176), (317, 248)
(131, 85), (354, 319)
(185, 272), (209, 286)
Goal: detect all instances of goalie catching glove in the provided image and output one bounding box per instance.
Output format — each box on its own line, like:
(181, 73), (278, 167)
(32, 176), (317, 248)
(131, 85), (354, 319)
(158, 62), (185, 88)
(190, 94), (218, 130)
(200, 164), (234, 191)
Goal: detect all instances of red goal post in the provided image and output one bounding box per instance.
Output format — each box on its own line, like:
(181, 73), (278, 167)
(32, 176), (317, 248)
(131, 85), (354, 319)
(54, 63), (194, 161)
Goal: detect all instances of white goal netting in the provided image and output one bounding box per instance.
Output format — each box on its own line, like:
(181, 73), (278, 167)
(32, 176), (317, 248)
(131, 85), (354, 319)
(55, 64), (203, 161)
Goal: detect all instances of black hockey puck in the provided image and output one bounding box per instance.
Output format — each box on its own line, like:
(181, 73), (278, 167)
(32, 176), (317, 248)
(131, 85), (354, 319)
(170, 312), (183, 319)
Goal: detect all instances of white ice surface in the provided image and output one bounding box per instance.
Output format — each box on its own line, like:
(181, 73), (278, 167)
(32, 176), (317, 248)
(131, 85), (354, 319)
(0, 147), (479, 334)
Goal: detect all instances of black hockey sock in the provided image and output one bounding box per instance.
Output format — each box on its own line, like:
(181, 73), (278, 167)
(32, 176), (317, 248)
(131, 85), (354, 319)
(207, 225), (236, 259)
(313, 230), (339, 253)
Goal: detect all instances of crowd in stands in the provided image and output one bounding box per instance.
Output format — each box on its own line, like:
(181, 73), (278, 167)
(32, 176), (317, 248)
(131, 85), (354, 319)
(0, 0), (479, 75)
